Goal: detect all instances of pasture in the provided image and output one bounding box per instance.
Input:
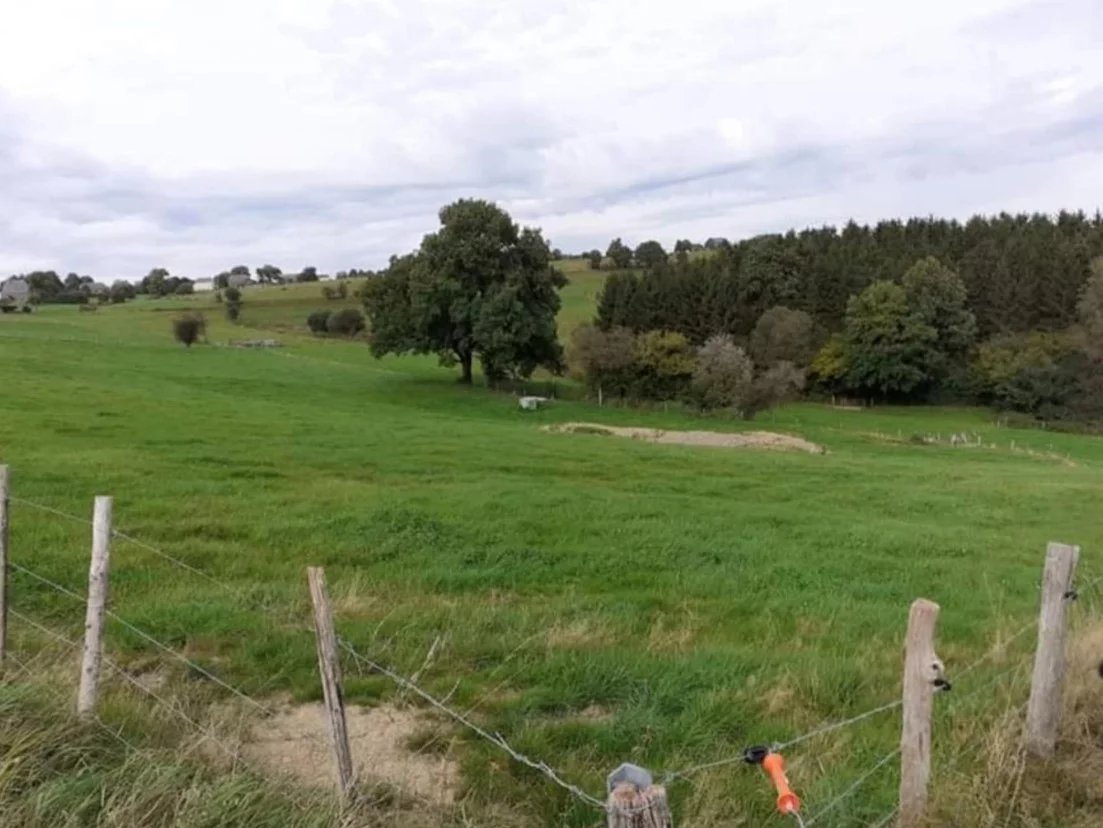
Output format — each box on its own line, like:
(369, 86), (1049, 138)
(1, 280), (1100, 826)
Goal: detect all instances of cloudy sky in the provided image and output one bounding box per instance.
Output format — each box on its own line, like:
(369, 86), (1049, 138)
(2, 0), (1102, 281)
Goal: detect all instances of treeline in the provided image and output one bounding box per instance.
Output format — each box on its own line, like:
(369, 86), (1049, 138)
(3, 271), (136, 304)
(585, 212), (1103, 424)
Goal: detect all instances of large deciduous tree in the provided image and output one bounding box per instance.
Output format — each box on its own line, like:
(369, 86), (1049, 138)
(901, 256), (976, 365)
(256, 264), (283, 284)
(634, 240), (667, 270)
(606, 238), (633, 270)
(844, 281), (938, 398)
(362, 199), (567, 383)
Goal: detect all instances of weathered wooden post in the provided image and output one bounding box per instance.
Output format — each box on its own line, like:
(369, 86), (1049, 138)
(1026, 542), (1080, 759)
(899, 598), (942, 828)
(77, 496), (112, 715)
(307, 566), (355, 802)
(0, 465), (9, 676)
(606, 764), (672, 827)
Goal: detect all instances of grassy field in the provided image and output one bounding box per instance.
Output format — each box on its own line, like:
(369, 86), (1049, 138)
(1, 282), (1101, 826)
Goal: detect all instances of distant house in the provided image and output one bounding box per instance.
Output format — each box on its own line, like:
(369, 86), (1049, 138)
(0, 277), (30, 311)
(193, 278), (215, 293)
(227, 273), (253, 289)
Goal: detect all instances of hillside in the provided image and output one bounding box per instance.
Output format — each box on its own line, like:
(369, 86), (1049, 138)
(1, 296), (1101, 827)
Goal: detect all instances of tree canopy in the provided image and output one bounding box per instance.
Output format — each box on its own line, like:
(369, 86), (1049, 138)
(362, 199), (567, 383)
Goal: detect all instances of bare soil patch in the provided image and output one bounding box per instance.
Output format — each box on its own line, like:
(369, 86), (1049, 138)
(243, 702), (458, 805)
(544, 422), (824, 454)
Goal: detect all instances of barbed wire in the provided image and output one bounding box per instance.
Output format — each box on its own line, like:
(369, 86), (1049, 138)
(7, 491), (1096, 823)
(337, 636), (612, 812)
(9, 608), (237, 759)
(9, 561), (271, 716)
(10, 496), (237, 594)
(3, 648), (139, 752)
(803, 747), (900, 827)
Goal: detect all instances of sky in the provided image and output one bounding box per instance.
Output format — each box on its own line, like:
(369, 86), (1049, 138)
(2, 0), (1102, 281)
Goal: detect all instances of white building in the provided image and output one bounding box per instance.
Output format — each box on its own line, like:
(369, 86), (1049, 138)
(0, 277), (30, 309)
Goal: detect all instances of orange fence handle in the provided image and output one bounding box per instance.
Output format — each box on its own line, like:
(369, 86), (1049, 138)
(762, 752), (801, 815)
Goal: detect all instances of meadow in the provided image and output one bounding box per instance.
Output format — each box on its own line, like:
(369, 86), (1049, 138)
(1, 270), (1101, 827)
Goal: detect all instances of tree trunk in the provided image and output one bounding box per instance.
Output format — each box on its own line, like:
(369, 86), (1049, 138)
(459, 351), (473, 384)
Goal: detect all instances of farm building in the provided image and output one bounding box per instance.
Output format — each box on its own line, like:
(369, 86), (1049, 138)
(0, 277), (30, 311)
(227, 273), (254, 289)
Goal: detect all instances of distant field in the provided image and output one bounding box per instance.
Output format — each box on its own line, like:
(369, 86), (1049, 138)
(1, 291), (1101, 826)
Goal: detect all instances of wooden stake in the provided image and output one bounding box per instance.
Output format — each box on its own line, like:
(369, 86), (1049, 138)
(899, 598), (941, 828)
(77, 496), (112, 716)
(0, 465), (9, 676)
(1026, 542), (1080, 759)
(307, 566), (355, 801)
(606, 783), (673, 828)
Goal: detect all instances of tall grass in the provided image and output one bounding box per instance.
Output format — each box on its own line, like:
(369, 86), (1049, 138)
(1, 292), (1101, 825)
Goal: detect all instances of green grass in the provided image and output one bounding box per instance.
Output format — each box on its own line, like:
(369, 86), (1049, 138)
(1, 292), (1101, 826)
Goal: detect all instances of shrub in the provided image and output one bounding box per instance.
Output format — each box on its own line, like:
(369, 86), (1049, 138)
(225, 302), (241, 322)
(172, 314), (205, 347)
(690, 334), (753, 412)
(326, 308), (365, 337)
(224, 287), (242, 303)
(633, 330), (695, 400)
(307, 309), (332, 334)
(750, 306), (819, 367)
(568, 324), (636, 403)
(321, 285), (336, 300)
(745, 361), (806, 416)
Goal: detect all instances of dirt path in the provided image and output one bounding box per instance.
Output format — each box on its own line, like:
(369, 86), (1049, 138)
(544, 422), (824, 454)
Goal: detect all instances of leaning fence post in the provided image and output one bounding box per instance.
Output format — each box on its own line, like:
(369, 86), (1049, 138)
(307, 566), (355, 802)
(899, 598), (942, 828)
(0, 465), (9, 676)
(77, 496), (112, 716)
(1026, 542), (1080, 759)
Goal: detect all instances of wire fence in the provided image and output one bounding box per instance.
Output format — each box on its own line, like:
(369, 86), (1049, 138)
(3, 491), (1097, 826)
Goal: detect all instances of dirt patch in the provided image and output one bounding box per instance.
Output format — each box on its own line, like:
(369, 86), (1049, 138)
(243, 702), (458, 805)
(544, 422), (824, 454)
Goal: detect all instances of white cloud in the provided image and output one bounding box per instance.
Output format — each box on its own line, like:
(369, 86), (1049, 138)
(1, 0), (1102, 278)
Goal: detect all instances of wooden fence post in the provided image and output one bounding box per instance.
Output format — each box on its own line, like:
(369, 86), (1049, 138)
(77, 496), (112, 716)
(1026, 542), (1080, 759)
(899, 598), (942, 828)
(606, 784), (672, 828)
(0, 465), (9, 677)
(307, 566), (355, 801)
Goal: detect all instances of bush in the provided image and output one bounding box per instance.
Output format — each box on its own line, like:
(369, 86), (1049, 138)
(307, 309), (331, 334)
(745, 361), (806, 415)
(568, 324), (636, 402)
(172, 314), (205, 347)
(690, 334), (753, 412)
(225, 302), (241, 322)
(326, 308), (365, 336)
(750, 306), (819, 367)
(224, 287), (242, 303)
(633, 330), (695, 400)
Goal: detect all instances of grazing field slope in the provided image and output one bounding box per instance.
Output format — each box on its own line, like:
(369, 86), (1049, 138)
(1, 294), (1101, 827)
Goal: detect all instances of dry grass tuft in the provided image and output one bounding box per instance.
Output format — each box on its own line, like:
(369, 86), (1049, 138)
(932, 619), (1103, 827)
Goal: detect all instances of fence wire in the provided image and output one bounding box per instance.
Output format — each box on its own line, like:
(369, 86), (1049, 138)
(4, 492), (1095, 824)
